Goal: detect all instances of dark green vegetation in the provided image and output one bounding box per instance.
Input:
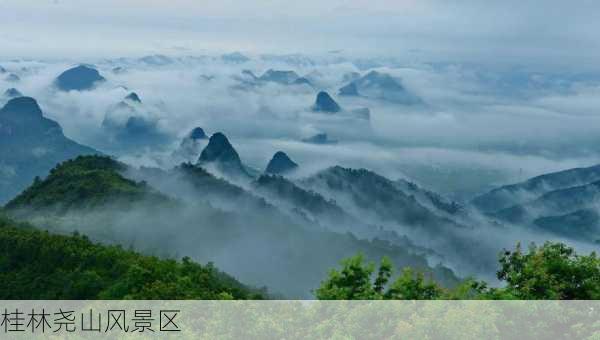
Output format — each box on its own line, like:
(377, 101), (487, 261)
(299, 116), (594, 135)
(317, 242), (600, 300)
(6, 155), (168, 213)
(7, 152), (596, 300)
(301, 166), (463, 232)
(0, 213), (263, 299)
(4, 155), (459, 298)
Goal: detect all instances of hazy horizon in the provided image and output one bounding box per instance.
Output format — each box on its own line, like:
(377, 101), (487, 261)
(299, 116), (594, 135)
(0, 0), (598, 71)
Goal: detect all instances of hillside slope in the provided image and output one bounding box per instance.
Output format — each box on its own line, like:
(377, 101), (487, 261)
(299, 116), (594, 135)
(5, 156), (459, 297)
(0, 97), (99, 204)
(0, 212), (263, 299)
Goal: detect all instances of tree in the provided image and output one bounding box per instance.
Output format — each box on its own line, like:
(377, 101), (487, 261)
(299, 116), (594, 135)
(495, 242), (599, 299)
(315, 254), (379, 299)
(315, 254), (442, 300)
(317, 242), (600, 300)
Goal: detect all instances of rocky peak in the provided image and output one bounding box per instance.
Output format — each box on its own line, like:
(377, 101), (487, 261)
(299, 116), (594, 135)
(265, 151), (299, 175)
(55, 65), (106, 91)
(312, 91), (341, 113)
(3, 88), (23, 98)
(199, 132), (242, 165)
(0, 96), (43, 118)
(125, 92), (141, 103)
(189, 127), (208, 140)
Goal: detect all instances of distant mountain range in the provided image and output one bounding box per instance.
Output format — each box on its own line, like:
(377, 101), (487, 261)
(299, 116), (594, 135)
(234, 69), (314, 89)
(472, 164), (600, 243)
(338, 70), (422, 104)
(3, 88), (22, 99)
(0, 97), (99, 204)
(101, 92), (171, 151)
(0, 105), (465, 297)
(4, 155), (459, 297)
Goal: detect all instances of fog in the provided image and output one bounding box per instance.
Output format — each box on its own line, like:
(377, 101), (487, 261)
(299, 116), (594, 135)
(2, 55), (600, 198)
(1, 0), (599, 296)
(1, 0), (599, 67)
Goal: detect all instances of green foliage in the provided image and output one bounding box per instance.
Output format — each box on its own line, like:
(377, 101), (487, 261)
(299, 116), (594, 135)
(5, 155), (168, 212)
(315, 254), (380, 299)
(385, 268), (443, 299)
(0, 213), (263, 299)
(315, 254), (443, 300)
(318, 242), (600, 300)
(494, 242), (600, 299)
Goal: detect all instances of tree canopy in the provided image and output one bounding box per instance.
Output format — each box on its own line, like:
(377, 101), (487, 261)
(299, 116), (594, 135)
(316, 242), (599, 300)
(0, 213), (264, 299)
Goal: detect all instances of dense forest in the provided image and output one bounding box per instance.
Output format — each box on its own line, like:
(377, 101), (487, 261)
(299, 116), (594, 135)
(0, 212), (264, 299)
(5, 156), (169, 212)
(2, 201), (597, 300)
(0, 155), (598, 300)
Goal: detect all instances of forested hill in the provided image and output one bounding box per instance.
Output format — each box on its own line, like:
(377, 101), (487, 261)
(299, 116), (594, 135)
(0, 212), (264, 299)
(3, 155), (460, 298)
(6, 155), (169, 212)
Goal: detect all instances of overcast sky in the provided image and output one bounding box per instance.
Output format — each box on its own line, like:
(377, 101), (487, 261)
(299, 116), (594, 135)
(0, 0), (598, 68)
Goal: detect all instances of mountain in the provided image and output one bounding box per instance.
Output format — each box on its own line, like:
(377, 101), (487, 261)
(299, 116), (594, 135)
(312, 91), (342, 113)
(112, 66), (126, 74)
(0, 212), (262, 299)
(221, 52), (250, 63)
(534, 209), (600, 243)
(5, 155), (167, 213)
(490, 180), (600, 240)
(138, 54), (173, 66)
(472, 164), (600, 213)
(197, 132), (251, 179)
(165, 163), (272, 214)
(124, 92), (141, 103)
(103, 115), (167, 149)
(174, 127), (209, 162)
(472, 165), (600, 242)
(395, 178), (463, 217)
(241, 69), (259, 81)
(302, 133), (337, 145)
(55, 65), (106, 91)
(0, 65), (6, 73)
(259, 69), (300, 85)
(300, 166), (461, 233)
(101, 94), (170, 151)
(2, 88), (22, 99)
(338, 82), (359, 96)
(292, 77), (313, 87)
(339, 71), (422, 104)
(252, 174), (392, 240)
(265, 151), (298, 175)
(5, 74), (20, 82)
(0, 97), (98, 204)
(189, 127), (208, 140)
(236, 69), (311, 88)
(342, 71), (361, 83)
(298, 166), (504, 273)
(7, 156), (458, 297)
